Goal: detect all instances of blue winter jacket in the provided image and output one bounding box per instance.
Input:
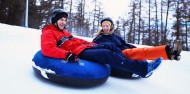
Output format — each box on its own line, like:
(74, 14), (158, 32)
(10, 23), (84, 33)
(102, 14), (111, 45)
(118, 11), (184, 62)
(93, 33), (136, 51)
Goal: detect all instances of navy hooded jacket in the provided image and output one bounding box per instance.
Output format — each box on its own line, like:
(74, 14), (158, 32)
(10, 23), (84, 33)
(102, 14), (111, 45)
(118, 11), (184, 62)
(93, 33), (136, 51)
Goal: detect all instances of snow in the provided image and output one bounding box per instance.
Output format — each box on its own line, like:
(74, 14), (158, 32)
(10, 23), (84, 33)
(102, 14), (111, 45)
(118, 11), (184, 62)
(0, 23), (189, 94)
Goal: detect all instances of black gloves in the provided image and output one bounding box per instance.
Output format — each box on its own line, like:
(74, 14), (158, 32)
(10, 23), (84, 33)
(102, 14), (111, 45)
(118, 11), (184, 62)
(66, 52), (78, 62)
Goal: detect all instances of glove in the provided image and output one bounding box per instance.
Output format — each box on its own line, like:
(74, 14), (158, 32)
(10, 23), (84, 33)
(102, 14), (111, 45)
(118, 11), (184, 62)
(66, 52), (78, 62)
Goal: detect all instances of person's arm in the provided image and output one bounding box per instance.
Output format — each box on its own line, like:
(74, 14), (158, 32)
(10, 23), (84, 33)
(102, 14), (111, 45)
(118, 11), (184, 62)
(92, 35), (104, 44)
(41, 30), (69, 59)
(116, 34), (137, 48)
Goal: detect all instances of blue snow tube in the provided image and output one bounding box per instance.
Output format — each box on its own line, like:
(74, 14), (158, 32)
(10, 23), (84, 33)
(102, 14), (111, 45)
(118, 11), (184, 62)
(32, 50), (111, 87)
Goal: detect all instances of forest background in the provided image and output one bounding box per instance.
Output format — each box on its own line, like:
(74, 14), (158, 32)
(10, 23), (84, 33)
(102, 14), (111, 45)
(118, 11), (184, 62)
(0, 0), (189, 51)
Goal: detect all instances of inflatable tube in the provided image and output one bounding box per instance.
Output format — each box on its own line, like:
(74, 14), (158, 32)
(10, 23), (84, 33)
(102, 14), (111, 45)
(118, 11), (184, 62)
(32, 50), (111, 87)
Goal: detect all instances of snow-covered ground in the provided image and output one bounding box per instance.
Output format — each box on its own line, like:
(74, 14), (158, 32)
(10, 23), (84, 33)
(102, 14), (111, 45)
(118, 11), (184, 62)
(0, 23), (189, 94)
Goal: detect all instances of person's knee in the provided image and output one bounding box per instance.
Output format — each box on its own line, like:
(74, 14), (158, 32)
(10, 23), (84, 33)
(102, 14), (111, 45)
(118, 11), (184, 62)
(100, 49), (112, 54)
(104, 42), (115, 46)
(103, 42), (117, 50)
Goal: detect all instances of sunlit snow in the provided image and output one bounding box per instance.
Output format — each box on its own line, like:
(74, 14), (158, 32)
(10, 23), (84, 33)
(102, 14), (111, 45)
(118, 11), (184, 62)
(0, 23), (189, 94)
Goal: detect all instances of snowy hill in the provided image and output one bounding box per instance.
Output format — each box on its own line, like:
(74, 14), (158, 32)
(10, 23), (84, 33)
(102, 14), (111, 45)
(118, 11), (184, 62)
(0, 23), (189, 94)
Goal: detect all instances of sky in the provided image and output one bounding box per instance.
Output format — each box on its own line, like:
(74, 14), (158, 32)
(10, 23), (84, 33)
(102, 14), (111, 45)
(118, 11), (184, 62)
(38, 0), (131, 22)
(0, 23), (190, 94)
(98, 0), (131, 21)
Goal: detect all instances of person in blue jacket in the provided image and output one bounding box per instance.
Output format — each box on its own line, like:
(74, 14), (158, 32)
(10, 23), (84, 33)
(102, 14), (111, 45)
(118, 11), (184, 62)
(93, 17), (182, 61)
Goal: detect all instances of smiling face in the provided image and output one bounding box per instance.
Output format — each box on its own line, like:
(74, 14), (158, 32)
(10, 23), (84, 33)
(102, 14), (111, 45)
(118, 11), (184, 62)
(101, 21), (112, 34)
(57, 17), (67, 30)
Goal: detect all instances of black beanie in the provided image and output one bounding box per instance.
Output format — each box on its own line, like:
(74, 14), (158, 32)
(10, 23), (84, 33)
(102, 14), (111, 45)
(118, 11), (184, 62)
(52, 13), (68, 24)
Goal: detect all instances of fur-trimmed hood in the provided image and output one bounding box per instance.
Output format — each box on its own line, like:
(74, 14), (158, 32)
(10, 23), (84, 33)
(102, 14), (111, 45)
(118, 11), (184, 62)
(93, 29), (115, 38)
(94, 17), (115, 38)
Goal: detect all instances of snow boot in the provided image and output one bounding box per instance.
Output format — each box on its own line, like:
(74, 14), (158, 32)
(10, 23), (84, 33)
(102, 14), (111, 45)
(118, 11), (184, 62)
(166, 40), (183, 61)
(172, 40), (183, 61)
(141, 57), (163, 78)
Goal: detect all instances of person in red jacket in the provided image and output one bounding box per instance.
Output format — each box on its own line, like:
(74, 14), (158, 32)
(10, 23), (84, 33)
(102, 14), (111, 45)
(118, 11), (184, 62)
(93, 17), (183, 61)
(41, 9), (163, 78)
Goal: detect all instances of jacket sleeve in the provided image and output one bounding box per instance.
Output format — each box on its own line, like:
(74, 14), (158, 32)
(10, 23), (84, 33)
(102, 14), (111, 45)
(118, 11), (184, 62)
(116, 34), (137, 48)
(92, 35), (102, 44)
(41, 30), (69, 59)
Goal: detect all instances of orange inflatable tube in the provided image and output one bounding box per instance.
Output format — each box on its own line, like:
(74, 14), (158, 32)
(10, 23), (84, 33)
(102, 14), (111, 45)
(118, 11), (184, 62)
(122, 45), (169, 60)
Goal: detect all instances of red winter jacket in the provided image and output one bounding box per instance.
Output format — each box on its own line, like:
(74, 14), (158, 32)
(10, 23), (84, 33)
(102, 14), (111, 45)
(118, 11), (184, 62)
(41, 24), (95, 59)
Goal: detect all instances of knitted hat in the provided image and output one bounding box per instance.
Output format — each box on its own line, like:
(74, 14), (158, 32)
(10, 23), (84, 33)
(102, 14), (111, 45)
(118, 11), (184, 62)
(49, 9), (68, 24)
(100, 17), (113, 26)
(102, 21), (112, 27)
(52, 13), (68, 23)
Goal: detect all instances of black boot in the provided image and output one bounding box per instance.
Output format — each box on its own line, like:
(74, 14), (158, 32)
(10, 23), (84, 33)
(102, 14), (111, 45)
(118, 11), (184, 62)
(171, 40), (183, 61)
(165, 40), (183, 61)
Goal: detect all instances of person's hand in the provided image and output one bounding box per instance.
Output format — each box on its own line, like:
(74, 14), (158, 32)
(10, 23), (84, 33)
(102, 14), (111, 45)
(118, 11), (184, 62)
(66, 52), (78, 62)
